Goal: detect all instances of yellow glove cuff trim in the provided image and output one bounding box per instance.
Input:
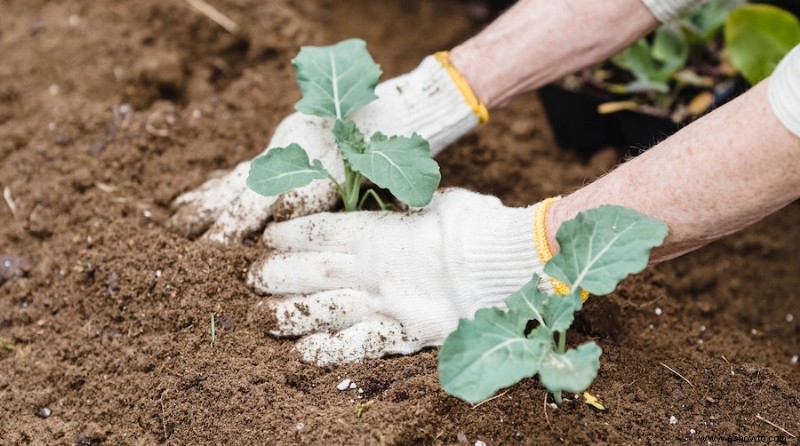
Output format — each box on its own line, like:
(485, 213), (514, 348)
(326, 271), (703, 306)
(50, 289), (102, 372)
(533, 197), (590, 302)
(433, 51), (490, 124)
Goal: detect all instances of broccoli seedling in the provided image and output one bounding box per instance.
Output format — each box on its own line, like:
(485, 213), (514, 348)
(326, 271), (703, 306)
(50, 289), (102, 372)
(438, 205), (668, 405)
(246, 39), (440, 211)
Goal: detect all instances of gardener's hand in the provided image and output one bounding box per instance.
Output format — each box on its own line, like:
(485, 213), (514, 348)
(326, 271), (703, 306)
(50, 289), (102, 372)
(249, 189), (564, 366)
(169, 56), (484, 243)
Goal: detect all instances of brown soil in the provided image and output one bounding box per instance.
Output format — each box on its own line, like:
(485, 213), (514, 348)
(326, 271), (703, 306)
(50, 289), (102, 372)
(1, 1), (798, 445)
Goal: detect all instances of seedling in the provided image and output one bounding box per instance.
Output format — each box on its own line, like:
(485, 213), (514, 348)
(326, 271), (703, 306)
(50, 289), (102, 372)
(246, 39), (440, 211)
(438, 205), (668, 404)
(598, 0), (798, 117)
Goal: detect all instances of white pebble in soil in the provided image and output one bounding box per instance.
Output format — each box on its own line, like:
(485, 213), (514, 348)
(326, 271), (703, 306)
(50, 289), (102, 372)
(791, 355), (798, 365)
(669, 415), (678, 425)
(349, 382), (356, 389)
(655, 307), (663, 316)
(336, 379), (351, 391)
(690, 429), (696, 435)
(296, 422), (304, 431)
(786, 313), (794, 323)
(475, 441), (486, 446)
(37, 407), (52, 418)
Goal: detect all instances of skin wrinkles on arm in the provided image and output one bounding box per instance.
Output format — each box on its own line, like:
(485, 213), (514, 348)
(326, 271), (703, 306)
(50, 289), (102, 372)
(546, 81), (800, 263)
(449, 0), (660, 108)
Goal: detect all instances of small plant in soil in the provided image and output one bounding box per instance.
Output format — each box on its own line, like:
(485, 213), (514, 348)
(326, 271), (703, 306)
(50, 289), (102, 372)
(246, 39), (440, 211)
(594, 0), (799, 119)
(438, 206), (668, 404)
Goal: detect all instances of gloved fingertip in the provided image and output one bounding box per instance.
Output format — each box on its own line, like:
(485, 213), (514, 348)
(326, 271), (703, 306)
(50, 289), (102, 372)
(166, 203), (214, 239)
(248, 299), (280, 335)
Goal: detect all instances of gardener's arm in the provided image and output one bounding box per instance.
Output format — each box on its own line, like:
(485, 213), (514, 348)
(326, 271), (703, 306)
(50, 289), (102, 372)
(450, 0), (699, 108)
(547, 46), (800, 263)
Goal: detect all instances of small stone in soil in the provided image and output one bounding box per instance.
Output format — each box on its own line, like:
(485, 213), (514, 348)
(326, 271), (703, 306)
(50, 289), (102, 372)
(295, 422), (304, 431)
(655, 307), (663, 316)
(37, 407), (52, 418)
(0, 255), (29, 283)
(740, 364), (759, 376)
(791, 355), (798, 365)
(349, 382), (356, 389)
(690, 429), (696, 434)
(786, 313), (794, 323)
(475, 441), (487, 446)
(336, 379), (351, 391)
(669, 415), (678, 425)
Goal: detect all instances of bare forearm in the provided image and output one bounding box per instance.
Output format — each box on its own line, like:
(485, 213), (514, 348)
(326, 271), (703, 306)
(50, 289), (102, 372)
(449, 0), (659, 108)
(546, 80), (800, 263)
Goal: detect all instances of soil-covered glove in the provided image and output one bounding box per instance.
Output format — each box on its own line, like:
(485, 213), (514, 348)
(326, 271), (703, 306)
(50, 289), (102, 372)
(249, 189), (571, 366)
(169, 54), (488, 243)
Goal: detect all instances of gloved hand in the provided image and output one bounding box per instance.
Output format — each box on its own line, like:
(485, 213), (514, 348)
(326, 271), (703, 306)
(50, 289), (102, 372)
(169, 54), (487, 243)
(249, 189), (565, 366)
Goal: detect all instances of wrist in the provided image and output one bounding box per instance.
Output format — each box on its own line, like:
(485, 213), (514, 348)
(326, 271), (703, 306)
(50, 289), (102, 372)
(449, 44), (497, 109)
(367, 55), (482, 156)
(534, 196), (590, 300)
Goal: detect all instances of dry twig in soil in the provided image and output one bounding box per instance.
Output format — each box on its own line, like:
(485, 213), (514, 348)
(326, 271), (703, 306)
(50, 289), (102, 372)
(659, 362), (694, 387)
(756, 413), (797, 439)
(184, 0), (240, 35)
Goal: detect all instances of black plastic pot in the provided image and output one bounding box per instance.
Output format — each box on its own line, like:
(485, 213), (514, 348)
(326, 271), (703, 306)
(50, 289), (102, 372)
(541, 0), (797, 156)
(539, 78), (748, 156)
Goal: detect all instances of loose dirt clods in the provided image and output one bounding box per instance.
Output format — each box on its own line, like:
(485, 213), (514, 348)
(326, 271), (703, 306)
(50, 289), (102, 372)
(0, 0), (798, 445)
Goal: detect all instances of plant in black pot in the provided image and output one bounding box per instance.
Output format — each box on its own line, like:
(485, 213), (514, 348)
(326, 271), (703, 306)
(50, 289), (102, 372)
(540, 0), (800, 155)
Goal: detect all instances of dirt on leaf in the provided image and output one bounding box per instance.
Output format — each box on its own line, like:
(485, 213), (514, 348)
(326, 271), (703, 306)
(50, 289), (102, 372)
(1, 1), (798, 445)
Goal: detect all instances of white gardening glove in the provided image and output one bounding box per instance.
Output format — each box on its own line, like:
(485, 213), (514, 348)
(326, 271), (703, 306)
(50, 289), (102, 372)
(169, 54), (486, 243)
(768, 44), (800, 138)
(248, 189), (562, 366)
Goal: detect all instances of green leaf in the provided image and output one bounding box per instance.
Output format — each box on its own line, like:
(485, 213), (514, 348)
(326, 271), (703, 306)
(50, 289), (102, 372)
(545, 292), (582, 333)
(292, 38), (382, 119)
(544, 205), (668, 296)
(504, 276), (549, 326)
(539, 342), (602, 394)
(346, 132), (440, 207)
(332, 119), (367, 159)
(438, 308), (550, 404)
(650, 25), (689, 83)
(612, 39), (657, 83)
(505, 275), (580, 332)
(683, 0), (745, 41)
(246, 143), (329, 196)
(725, 4), (800, 84)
